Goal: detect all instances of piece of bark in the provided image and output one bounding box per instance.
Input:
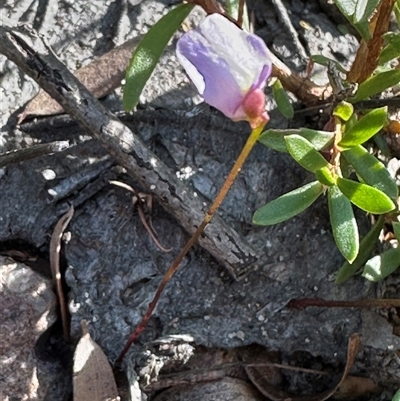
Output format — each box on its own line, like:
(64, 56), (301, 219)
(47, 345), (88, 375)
(347, 0), (395, 83)
(271, 54), (332, 103)
(0, 140), (70, 167)
(0, 25), (258, 279)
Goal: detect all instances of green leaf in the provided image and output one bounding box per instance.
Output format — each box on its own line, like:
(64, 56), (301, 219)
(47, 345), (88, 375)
(258, 129), (334, 153)
(123, 3), (194, 110)
(309, 55), (347, 73)
(354, 0), (380, 23)
(392, 389), (400, 401)
(362, 248), (400, 281)
(342, 145), (398, 199)
(285, 135), (331, 173)
(344, 111), (358, 134)
(336, 177), (396, 213)
(333, 0), (371, 40)
(333, 101), (354, 121)
(350, 70), (400, 102)
(340, 153), (352, 179)
(354, 20), (372, 41)
(328, 186), (359, 262)
(334, 0), (357, 17)
(374, 133), (391, 157)
(393, 221), (400, 241)
(315, 166), (337, 186)
(272, 79), (294, 119)
(395, 1), (400, 27)
(258, 129), (299, 153)
(253, 181), (324, 226)
(379, 32), (400, 65)
(338, 107), (387, 148)
(336, 215), (384, 283)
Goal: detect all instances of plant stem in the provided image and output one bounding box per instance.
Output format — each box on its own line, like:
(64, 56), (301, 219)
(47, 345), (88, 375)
(287, 297), (400, 309)
(115, 123), (267, 364)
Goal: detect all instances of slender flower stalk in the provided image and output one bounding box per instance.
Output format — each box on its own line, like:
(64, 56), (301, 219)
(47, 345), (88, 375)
(116, 123), (267, 364)
(116, 14), (272, 364)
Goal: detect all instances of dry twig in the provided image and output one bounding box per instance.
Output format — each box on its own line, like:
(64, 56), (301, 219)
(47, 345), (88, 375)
(0, 141), (69, 167)
(109, 180), (172, 253)
(50, 205), (74, 341)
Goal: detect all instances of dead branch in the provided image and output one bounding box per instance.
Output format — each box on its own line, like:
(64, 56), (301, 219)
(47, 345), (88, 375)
(0, 25), (258, 279)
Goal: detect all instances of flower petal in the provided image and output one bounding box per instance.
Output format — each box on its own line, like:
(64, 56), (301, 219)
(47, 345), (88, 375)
(177, 31), (245, 119)
(176, 14), (272, 123)
(197, 14), (271, 92)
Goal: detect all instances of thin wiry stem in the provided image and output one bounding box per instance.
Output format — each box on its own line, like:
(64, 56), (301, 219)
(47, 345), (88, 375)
(115, 123), (266, 364)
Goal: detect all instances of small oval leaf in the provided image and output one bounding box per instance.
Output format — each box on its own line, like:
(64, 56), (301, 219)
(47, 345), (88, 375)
(354, 0), (380, 23)
(336, 177), (396, 214)
(315, 166), (337, 186)
(350, 70), (400, 102)
(362, 248), (400, 281)
(334, 0), (357, 18)
(328, 186), (359, 263)
(333, 0), (371, 40)
(258, 129), (334, 153)
(258, 129), (299, 153)
(123, 3), (195, 110)
(333, 101), (354, 121)
(374, 132), (391, 157)
(272, 79), (294, 119)
(392, 389), (400, 401)
(299, 128), (336, 150)
(309, 55), (347, 73)
(285, 135), (330, 173)
(338, 107), (387, 148)
(379, 32), (400, 65)
(336, 215), (384, 284)
(354, 19), (371, 41)
(253, 181), (324, 226)
(342, 145), (398, 200)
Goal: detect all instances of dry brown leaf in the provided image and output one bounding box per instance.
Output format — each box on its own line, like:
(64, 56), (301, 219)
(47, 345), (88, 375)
(18, 36), (142, 123)
(245, 333), (361, 401)
(50, 205), (74, 341)
(334, 375), (381, 399)
(73, 320), (120, 401)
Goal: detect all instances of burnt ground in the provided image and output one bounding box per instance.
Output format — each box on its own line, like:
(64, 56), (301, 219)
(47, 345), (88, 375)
(1, 0), (400, 400)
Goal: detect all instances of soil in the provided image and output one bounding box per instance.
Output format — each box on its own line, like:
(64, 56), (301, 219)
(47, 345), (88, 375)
(1, 0), (400, 400)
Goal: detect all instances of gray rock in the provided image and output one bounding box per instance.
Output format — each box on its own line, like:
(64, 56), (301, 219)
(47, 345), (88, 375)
(0, 256), (58, 400)
(152, 378), (264, 401)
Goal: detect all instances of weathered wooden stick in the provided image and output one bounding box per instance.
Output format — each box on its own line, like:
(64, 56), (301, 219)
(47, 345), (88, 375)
(0, 140), (69, 167)
(0, 25), (258, 279)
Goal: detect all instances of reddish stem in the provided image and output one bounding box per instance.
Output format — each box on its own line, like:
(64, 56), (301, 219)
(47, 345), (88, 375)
(287, 297), (400, 310)
(115, 123), (267, 365)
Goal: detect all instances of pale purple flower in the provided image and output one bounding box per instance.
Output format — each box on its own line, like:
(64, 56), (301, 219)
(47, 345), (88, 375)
(176, 13), (272, 128)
